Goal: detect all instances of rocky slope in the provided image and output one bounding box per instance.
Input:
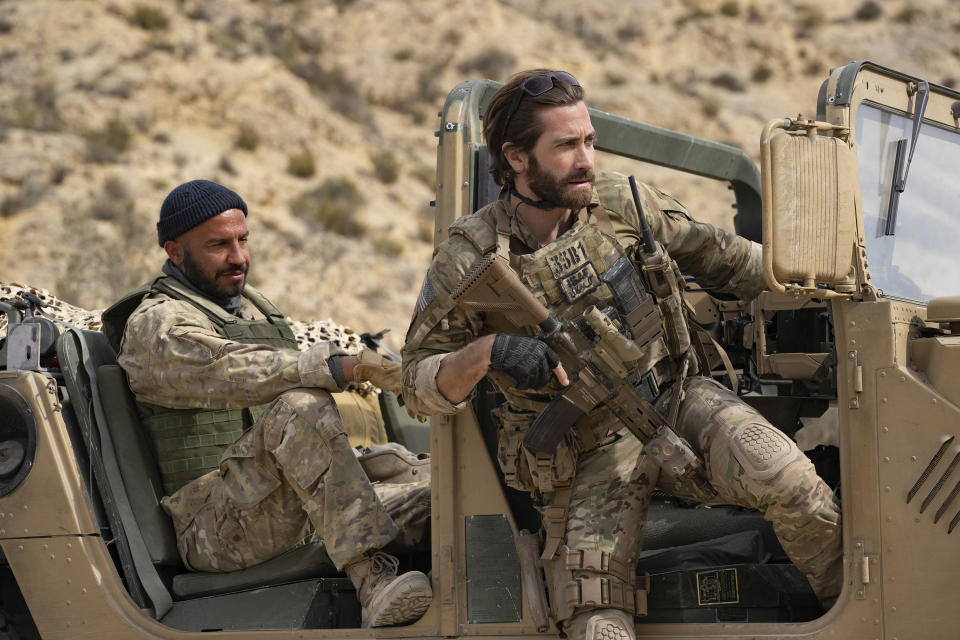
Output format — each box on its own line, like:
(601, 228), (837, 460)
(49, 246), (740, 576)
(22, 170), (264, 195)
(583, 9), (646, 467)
(1, 0), (956, 348)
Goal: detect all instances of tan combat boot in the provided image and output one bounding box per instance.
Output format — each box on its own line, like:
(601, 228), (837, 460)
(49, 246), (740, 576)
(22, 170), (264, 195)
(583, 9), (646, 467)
(345, 552), (432, 628)
(562, 608), (636, 640)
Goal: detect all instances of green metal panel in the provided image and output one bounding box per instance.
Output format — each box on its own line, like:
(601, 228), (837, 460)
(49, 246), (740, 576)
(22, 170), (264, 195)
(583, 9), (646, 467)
(465, 514), (522, 623)
(589, 110), (761, 241)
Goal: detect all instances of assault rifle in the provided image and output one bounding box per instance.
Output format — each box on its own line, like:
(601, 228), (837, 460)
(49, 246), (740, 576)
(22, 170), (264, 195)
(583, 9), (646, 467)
(450, 223), (713, 495)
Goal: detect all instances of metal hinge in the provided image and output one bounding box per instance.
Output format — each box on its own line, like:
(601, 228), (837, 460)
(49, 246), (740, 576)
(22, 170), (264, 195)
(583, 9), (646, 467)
(847, 349), (863, 409)
(854, 539), (879, 599)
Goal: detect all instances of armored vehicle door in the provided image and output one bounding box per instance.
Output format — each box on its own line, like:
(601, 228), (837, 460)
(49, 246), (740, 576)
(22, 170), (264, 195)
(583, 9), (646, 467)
(763, 60), (960, 640)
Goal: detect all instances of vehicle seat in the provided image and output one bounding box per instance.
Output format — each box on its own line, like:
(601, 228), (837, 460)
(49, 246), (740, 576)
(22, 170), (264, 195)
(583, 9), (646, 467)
(56, 328), (350, 629)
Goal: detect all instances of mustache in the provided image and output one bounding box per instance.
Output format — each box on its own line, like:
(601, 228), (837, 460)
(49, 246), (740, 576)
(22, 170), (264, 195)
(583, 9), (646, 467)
(566, 169), (595, 182)
(217, 264), (248, 277)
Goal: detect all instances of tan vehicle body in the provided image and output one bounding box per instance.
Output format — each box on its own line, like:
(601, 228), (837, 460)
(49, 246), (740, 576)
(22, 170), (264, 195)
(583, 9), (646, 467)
(1, 60), (958, 639)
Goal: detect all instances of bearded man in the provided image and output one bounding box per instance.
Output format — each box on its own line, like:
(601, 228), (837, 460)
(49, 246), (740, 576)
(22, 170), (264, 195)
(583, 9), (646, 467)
(102, 180), (431, 628)
(401, 70), (841, 640)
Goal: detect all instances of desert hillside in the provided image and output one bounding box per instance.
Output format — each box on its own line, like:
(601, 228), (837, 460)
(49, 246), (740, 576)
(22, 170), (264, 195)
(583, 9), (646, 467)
(1, 0), (956, 348)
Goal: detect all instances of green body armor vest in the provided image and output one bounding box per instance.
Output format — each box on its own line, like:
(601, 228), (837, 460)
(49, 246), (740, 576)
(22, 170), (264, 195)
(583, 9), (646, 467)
(102, 276), (299, 496)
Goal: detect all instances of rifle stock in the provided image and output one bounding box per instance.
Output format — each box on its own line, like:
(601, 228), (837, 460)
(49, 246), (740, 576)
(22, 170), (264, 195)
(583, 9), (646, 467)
(451, 254), (558, 334)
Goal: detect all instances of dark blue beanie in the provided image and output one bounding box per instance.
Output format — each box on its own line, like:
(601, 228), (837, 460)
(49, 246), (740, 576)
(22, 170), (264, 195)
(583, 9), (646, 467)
(157, 179), (248, 246)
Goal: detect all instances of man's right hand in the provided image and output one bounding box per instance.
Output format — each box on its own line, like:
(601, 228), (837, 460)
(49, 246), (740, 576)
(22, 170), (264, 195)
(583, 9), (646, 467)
(489, 334), (567, 390)
(350, 348), (403, 395)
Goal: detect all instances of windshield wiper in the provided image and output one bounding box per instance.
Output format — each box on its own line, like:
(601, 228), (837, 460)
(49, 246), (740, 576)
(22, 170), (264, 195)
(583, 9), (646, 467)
(885, 80), (929, 235)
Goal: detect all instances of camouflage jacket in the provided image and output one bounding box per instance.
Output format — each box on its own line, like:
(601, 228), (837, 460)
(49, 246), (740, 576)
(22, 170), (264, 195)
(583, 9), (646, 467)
(119, 291), (346, 411)
(401, 171), (762, 417)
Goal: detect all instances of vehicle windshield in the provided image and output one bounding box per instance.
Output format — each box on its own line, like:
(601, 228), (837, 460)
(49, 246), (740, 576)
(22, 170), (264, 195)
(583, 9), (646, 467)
(856, 102), (960, 303)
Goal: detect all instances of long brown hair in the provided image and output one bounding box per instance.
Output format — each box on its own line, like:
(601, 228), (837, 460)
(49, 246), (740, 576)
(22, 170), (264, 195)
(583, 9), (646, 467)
(482, 69), (584, 186)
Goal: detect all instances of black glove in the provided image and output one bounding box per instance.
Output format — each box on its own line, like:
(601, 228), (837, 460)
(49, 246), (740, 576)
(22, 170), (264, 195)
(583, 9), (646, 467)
(489, 334), (560, 390)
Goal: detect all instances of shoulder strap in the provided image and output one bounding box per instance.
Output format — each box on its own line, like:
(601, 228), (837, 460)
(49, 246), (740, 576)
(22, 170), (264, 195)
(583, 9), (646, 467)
(151, 276), (237, 328)
(449, 208), (499, 256)
(101, 280), (160, 354)
(492, 202), (512, 260)
(594, 174), (643, 238)
(239, 284), (288, 327)
(588, 204), (618, 238)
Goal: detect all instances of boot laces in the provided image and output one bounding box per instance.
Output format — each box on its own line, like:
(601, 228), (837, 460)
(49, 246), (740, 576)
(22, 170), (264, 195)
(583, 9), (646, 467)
(368, 551), (400, 589)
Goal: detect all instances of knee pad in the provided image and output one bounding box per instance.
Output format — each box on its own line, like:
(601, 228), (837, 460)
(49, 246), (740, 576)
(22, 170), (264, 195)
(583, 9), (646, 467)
(728, 422), (798, 481)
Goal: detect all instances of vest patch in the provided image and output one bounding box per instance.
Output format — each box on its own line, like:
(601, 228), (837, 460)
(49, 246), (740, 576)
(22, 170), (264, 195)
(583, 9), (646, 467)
(415, 273), (435, 315)
(559, 262), (600, 303)
(548, 241), (588, 278)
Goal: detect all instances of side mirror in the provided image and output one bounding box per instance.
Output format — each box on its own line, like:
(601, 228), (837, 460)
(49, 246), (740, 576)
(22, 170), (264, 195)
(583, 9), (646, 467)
(760, 118), (860, 298)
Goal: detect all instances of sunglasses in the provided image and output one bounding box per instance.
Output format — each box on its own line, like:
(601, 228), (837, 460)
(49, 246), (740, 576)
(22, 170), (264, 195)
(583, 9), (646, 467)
(501, 71), (580, 142)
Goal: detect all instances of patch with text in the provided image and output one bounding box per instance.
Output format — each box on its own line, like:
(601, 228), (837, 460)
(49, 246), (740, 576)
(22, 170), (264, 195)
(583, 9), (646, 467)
(558, 263), (600, 303)
(696, 568), (739, 606)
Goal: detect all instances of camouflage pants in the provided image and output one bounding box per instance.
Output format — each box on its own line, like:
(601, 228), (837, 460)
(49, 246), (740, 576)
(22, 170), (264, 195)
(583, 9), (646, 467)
(547, 376), (841, 620)
(162, 388), (428, 572)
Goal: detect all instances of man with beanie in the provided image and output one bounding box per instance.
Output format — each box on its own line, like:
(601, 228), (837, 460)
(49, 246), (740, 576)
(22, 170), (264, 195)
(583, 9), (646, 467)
(101, 179), (432, 628)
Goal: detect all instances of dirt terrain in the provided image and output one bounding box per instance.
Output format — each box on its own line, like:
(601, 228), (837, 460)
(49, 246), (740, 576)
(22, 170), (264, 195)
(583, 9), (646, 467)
(1, 0), (956, 349)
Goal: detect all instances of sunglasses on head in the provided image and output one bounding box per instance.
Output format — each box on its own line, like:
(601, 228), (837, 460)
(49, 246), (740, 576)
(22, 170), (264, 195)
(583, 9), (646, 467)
(501, 71), (580, 141)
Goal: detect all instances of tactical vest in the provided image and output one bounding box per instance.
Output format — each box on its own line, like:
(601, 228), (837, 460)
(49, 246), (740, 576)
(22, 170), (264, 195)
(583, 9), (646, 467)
(102, 276), (299, 496)
(434, 193), (695, 497)
(490, 205), (676, 412)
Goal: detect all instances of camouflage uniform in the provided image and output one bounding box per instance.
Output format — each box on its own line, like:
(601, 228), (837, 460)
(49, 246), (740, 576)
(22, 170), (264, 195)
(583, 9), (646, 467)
(117, 289), (427, 572)
(402, 172), (841, 621)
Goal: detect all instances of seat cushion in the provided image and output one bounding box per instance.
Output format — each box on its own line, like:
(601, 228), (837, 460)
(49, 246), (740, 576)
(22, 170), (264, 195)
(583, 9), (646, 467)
(97, 364), (181, 566)
(172, 541), (340, 599)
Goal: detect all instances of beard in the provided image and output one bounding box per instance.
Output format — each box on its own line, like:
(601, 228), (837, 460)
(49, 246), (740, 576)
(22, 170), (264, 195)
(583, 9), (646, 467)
(181, 250), (248, 301)
(526, 154), (595, 210)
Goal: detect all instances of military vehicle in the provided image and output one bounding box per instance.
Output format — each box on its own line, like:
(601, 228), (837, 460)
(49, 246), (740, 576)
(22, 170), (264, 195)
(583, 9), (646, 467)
(0, 59), (957, 639)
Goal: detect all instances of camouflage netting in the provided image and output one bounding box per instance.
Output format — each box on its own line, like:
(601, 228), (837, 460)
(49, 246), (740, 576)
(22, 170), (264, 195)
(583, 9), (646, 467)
(0, 281), (364, 353)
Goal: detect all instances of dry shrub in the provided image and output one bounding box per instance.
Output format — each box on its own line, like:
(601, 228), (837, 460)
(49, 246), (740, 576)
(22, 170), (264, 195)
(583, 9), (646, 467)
(373, 236), (404, 257)
(4, 79), (60, 131)
(291, 178), (368, 237)
(84, 118), (132, 163)
(720, 2), (740, 17)
(605, 72), (628, 87)
(416, 219), (434, 244)
(457, 49), (516, 80)
(89, 176), (133, 221)
(286, 62), (369, 122)
(615, 23), (644, 41)
(751, 64), (773, 83)
(853, 1), (883, 21)
(370, 150), (399, 185)
(235, 124), (260, 151)
(410, 163), (435, 187)
(1, 176), (48, 218)
(894, 6), (924, 24)
(129, 5), (169, 30)
(675, 8), (712, 27)
(710, 72), (745, 92)
(701, 98), (720, 118)
(287, 149), (316, 178)
(795, 4), (826, 32)
(803, 59), (824, 76)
